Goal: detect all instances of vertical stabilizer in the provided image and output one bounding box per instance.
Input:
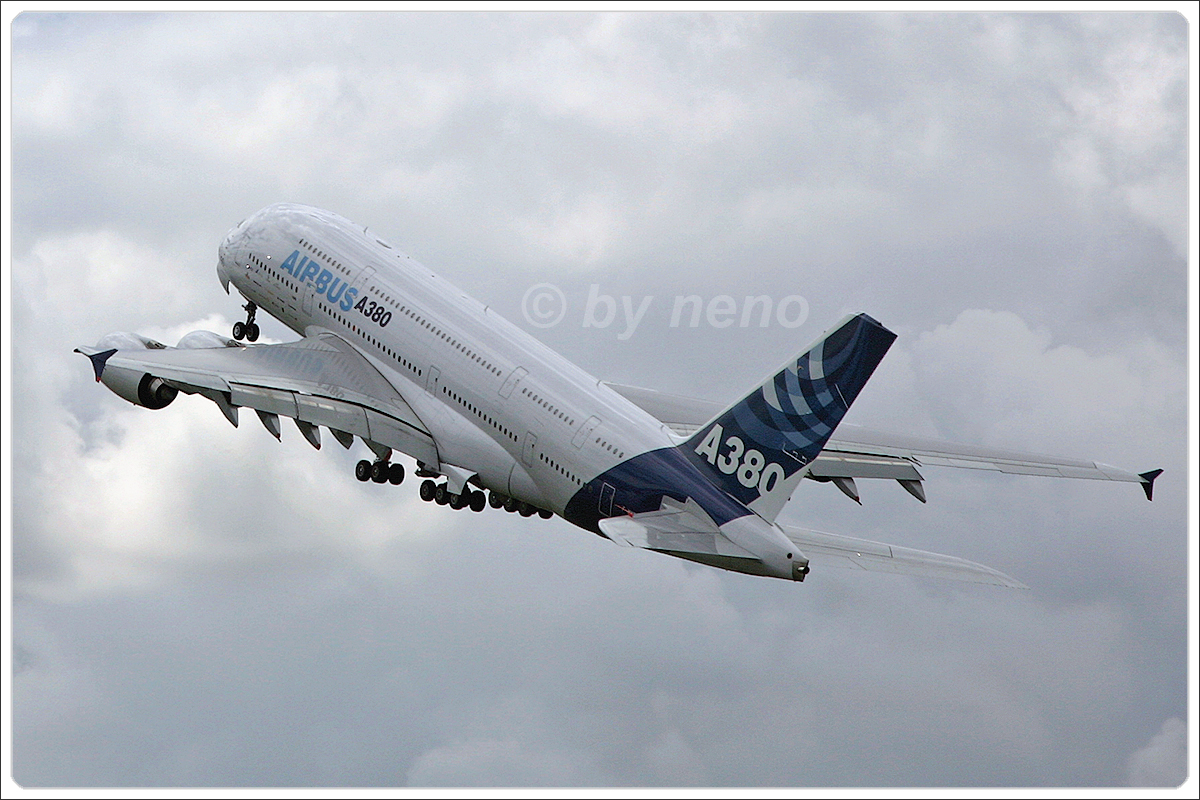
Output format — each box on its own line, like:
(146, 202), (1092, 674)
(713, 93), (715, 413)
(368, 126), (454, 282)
(679, 313), (896, 522)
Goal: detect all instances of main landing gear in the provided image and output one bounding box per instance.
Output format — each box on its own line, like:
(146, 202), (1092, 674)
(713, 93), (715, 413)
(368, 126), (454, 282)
(355, 458), (404, 485)
(355, 456), (553, 520)
(232, 301), (260, 342)
(417, 481), (551, 518)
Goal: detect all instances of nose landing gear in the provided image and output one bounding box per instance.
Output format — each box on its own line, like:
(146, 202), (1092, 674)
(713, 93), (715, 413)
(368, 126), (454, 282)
(232, 301), (260, 342)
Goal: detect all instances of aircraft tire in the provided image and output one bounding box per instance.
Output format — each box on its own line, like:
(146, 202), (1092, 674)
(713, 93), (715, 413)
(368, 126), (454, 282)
(419, 479), (436, 502)
(371, 461), (389, 483)
(388, 463), (405, 485)
(355, 460), (372, 481)
(232, 321), (245, 340)
(518, 502), (535, 517)
(488, 491), (505, 508)
(470, 491), (486, 512)
(434, 483), (449, 505)
(538, 508), (553, 519)
(246, 323), (260, 342)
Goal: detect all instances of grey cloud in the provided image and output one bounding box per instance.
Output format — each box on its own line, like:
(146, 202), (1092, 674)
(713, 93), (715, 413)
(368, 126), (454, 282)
(9, 9), (1189, 788)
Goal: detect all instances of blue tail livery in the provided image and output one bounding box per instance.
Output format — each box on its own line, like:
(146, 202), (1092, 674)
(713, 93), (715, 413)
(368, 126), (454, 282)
(680, 313), (897, 522)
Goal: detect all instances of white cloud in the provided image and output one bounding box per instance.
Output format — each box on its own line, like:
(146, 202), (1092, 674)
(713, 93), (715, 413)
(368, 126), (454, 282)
(1126, 717), (1187, 787)
(909, 309), (1181, 461)
(407, 737), (603, 786)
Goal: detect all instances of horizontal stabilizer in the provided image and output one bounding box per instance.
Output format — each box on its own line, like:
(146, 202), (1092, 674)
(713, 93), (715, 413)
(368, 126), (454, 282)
(598, 497), (760, 563)
(778, 524), (1028, 589)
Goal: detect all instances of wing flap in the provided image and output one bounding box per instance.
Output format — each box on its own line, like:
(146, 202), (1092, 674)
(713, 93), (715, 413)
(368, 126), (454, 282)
(807, 452), (923, 481)
(779, 524), (1028, 589)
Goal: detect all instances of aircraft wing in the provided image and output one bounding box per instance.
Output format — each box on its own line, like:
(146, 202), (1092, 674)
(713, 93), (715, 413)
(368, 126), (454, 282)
(76, 331), (439, 466)
(602, 382), (1161, 501)
(777, 524), (1028, 589)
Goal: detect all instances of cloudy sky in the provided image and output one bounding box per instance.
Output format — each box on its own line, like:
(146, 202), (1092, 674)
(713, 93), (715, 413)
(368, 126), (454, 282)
(6, 9), (1193, 789)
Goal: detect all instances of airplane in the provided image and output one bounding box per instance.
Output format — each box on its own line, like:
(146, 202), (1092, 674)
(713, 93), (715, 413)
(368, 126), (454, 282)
(75, 203), (1162, 589)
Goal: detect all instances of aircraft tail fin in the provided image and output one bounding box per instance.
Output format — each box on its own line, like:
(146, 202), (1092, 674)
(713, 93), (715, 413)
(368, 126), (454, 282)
(678, 313), (896, 522)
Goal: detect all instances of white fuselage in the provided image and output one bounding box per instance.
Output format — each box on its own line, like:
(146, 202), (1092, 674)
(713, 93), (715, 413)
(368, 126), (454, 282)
(219, 203), (678, 519)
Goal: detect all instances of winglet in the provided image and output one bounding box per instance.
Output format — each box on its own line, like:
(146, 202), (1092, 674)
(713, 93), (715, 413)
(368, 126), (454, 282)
(1139, 469), (1163, 501)
(75, 348), (118, 382)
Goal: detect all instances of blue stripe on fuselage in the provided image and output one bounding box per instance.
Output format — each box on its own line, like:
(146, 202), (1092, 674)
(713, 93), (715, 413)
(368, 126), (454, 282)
(562, 446), (753, 534)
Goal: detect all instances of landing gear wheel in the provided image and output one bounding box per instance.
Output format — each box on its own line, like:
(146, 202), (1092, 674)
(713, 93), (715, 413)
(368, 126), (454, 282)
(519, 502), (535, 517)
(470, 492), (487, 512)
(538, 509), (553, 519)
(488, 491), (505, 509)
(419, 479), (436, 502)
(448, 491), (467, 510)
(388, 463), (405, 485)
(503, 496), (520, 513)
(371, 461), (389, 483)
(355, 460), (372, 482)
(434, 483), (449, 505)
(235, 301), (258, 342)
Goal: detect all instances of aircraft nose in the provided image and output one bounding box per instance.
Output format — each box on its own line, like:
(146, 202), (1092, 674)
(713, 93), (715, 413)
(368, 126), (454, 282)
(216, 222), (243, 293)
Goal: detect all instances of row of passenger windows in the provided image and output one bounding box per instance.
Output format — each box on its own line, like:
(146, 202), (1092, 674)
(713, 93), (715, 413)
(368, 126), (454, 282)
(396, 304), (503, 378)
(521, 386), (575, 426)
(252, 254), (300, 294)
(443, 385), (518, 444)
(321, 302), (423, 380)
(539, 451), (584, 486)
(299, 238), (352, 278)
(595, 436), (624, 459)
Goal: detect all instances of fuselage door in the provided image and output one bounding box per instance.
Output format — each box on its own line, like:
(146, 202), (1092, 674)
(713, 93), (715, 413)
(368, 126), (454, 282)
(599, 482), (615, 517)
(499, 366), (527, 399)
(573, 415), (601, 448)
(352, 265), (376, 293)
(426, 365), (441, 396)
(522, 431), (537, 467)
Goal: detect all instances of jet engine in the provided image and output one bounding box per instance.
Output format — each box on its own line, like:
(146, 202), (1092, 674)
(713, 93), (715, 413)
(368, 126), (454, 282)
(100, 367), (178, 409)
(84, 331), (179, 409)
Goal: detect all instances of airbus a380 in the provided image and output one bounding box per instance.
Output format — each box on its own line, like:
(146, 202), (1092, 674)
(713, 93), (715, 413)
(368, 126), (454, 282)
(76, 204), (1161, 588)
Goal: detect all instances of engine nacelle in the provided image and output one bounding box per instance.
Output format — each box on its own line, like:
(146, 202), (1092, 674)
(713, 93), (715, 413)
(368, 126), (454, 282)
(100, 366), (178, 410)
(177, 330), (243, 349)
(95, 331), (170, 351)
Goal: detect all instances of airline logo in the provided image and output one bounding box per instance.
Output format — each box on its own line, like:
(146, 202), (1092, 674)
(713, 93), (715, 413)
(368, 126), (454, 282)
(278, 250), (359, 311)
